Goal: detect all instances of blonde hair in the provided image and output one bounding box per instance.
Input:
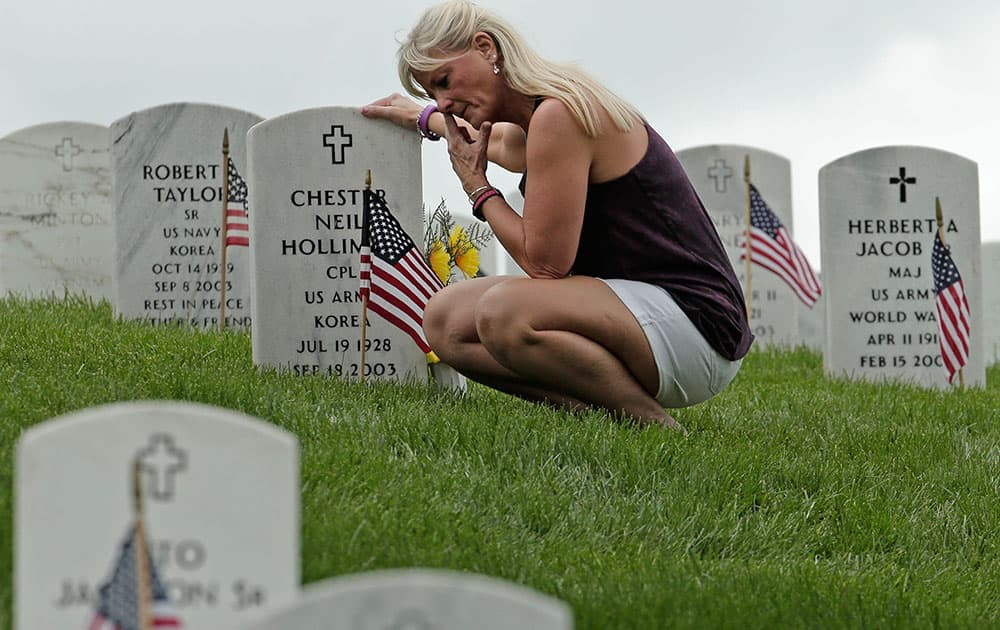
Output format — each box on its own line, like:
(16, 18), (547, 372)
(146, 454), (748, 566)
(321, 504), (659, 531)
(397, 0), (643, 137)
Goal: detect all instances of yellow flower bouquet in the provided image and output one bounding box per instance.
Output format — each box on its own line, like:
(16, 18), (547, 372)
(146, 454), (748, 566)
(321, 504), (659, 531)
(423, 199), (493, 285)
(422, 200), (494, 392)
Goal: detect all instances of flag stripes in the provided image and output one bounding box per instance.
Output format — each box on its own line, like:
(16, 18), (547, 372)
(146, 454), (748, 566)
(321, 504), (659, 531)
(931, 232), (970, 384)
(740, 184), (821, 307)
(361, 249), (440, 353)
(225, 157), (249, 248)
(225, 209), (249, 247)
(89, 525), (182, 630)
(359, 188), (443, 355)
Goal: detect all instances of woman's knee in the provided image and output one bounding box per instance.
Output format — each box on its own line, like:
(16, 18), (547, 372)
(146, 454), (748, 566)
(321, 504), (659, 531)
(474, 282), (535, 360)
(422, 291), (454, 352)
(423, 282), (486, 357)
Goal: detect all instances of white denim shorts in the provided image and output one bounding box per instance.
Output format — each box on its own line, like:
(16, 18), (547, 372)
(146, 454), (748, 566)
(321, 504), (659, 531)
(600, 278), (743, 408)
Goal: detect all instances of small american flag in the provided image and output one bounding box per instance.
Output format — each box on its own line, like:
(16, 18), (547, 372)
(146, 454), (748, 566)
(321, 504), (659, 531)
(931, 232), (970, 384)
(89, 526), (181, 630)
(225, 157), (249, 247)
(360, 189), (443, 356)
(741, 183), (821, 307)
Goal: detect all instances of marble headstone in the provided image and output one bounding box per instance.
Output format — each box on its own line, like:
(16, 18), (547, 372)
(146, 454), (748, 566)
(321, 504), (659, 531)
(796, 287), (826, 353)
(981, 241), (1000, 365)
(15, 401), (299, 630)
(245, 569), (573, 630)
(247, 107), (427, 382)
(0, 122), (112, 299)
(678, 145), (815, 347)
(819, 146), (983, 388)
(110, 102), (262, 328)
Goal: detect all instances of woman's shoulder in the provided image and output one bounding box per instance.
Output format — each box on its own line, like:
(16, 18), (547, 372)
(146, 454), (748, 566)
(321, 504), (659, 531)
(532, 97), (573, 121)
(529, 97), (592, 141)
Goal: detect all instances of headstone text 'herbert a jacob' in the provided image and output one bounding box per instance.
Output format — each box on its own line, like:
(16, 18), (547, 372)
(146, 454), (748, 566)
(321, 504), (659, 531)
(247, 106), (428, 382)
(111, 102), (261, 329)
(0, 122), (112, 300)
(819, 145), (983, 389)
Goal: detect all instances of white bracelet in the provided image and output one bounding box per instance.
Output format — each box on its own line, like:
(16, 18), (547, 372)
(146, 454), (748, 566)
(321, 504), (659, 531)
(466, 185), (491, 205)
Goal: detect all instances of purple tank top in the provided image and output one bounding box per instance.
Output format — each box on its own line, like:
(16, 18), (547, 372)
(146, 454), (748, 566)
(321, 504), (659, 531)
(520, 123), (753, 360)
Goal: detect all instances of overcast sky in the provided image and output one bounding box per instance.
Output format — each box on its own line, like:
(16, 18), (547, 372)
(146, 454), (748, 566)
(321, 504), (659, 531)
(3, 0), (997, 269)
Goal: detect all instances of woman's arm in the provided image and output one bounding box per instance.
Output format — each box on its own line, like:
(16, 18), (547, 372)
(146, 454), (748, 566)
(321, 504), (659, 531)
(443, 99), (592, 279)
(362, 94), (526, 172)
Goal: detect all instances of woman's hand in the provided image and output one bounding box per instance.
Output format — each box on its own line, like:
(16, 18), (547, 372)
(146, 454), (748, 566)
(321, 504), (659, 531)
(361, 93), (423, 130)
(443, 113), (493, 193)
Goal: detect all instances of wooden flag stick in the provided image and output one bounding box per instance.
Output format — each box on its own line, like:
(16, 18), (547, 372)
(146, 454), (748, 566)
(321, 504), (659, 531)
(743, 154), (753, 321)
(219, 128), (231, 331)
(133, 460), (152, 630)
(359, 169), (371, 384)
(936, 196), (964, 388)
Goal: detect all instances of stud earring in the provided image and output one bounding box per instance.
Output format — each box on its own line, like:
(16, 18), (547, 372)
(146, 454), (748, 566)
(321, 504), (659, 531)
(493, 63), (500, 75)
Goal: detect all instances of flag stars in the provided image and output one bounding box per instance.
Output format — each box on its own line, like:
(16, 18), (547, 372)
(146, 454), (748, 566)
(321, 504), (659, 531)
(931, 234), (961, 293)
(367, 196), (413, 262)
(228, 158), (248, 211)
(359, 188), (441, 356)
(749, 190), (784, 239)
(91, 527), (178, 629)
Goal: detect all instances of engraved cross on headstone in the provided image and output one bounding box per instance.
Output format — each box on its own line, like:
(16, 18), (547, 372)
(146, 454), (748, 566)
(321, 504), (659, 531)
(322, 125), (353, 165)
(889, 167), (917, 203)
(137, 434), (188, 501)
(707, 159), (733, 193)
(54, 137), (82, 172)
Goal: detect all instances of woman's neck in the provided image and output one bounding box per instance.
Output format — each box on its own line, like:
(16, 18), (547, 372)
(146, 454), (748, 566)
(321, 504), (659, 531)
(503, 91), (541, 131)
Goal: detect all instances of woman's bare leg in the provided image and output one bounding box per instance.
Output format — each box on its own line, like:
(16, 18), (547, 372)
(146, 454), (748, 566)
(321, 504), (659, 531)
(424, 276), (591, 411)
(423, 275), (683, 429)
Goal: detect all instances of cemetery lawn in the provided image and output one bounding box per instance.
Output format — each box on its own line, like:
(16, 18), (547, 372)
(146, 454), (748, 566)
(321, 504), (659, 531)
(1, 296), (999, 630)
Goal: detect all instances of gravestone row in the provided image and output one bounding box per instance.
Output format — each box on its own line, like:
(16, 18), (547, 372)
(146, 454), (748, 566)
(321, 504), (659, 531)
(2, 107), (995, 386)
(1, 104), (432, 384)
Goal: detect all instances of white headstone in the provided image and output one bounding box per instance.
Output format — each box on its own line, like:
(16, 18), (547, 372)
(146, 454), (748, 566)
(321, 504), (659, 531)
(796, 286), (826, 353)
(110, 102), (262, 329)
(0, 122), (112, 299)
(15, 401), (299, 630)
(819, 146), (984, 388)
(678, 145), (814, 347)
(244, 569), (573, 630)
(247, 107), (428, 382)
(980, 241), (1000, 365)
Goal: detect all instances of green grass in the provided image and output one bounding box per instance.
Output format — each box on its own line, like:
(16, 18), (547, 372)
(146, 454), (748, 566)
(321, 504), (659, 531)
(1, 296), (999, 629)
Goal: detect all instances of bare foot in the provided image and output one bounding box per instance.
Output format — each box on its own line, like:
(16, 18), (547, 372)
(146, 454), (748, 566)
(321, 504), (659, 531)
(646, 411), (688, 435)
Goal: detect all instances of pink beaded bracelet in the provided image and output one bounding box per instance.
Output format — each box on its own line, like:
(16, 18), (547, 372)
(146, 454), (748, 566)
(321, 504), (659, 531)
(471, 187), (503, 221)
(417, 104), (441, 141)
